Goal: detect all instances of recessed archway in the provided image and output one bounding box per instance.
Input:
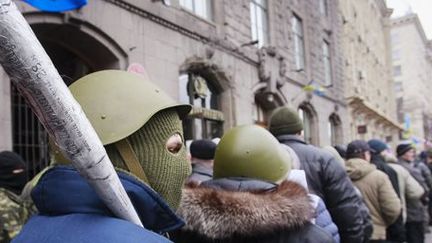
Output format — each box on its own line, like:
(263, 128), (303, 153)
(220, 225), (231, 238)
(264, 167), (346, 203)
(10, 13), (128, 179)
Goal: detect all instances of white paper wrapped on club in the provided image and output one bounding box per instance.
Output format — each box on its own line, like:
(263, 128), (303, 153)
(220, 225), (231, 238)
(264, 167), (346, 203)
(0, 0), (142, 227)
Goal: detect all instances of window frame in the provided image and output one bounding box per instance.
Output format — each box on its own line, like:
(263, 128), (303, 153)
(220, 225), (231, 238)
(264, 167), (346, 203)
(179, 72), (223, 140)
(322, 40), (333, 86)
(250, 0), (269, 47)
(292, 13), (305, 71)
(319, 0), (328, 16)
(179, 0), (213, 20)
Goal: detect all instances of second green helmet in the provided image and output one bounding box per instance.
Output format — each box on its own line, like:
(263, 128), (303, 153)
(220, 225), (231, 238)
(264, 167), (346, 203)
(213, 125), (292, 183)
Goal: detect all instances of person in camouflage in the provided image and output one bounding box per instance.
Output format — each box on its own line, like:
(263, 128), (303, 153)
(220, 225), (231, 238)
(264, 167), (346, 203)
(0, 188), (27, 242)
(0, 151), (28, 243)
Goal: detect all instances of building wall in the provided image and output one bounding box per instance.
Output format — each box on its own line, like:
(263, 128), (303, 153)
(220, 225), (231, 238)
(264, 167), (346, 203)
(0, 0), (349, 155)
(0, 67), (11, 151)
(391, 14), (432, 141)
(340, 0), (400, 146)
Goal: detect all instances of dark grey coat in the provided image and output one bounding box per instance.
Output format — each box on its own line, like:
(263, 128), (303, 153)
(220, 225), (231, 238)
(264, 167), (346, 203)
(277, 135), (367, 243)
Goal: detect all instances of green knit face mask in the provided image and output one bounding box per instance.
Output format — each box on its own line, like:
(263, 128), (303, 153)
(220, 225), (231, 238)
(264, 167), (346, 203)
(107, 109), (191, 210)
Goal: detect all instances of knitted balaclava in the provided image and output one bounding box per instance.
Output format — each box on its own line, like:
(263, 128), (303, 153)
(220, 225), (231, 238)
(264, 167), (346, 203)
(106, 109), (191, 209)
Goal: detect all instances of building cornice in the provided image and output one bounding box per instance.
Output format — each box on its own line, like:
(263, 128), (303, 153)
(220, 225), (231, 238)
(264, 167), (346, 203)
(347, 96), (403, 131)
(391, 14), (430, 45)
(104, 0), (259, 66)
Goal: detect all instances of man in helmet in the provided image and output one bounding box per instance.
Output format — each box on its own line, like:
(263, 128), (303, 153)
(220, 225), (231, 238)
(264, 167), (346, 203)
(172, 125), (334, 243)
(13, 70), (192, 243)
(268, 106), (367, 243)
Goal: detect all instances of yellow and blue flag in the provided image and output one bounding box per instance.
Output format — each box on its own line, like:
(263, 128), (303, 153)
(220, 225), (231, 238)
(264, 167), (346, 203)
(303, 80), (326, 97)
(23, 0), (88, 12)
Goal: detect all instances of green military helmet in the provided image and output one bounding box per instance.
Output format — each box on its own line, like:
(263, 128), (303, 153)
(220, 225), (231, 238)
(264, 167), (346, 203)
(213, 125), (292, 183)
(69, 70), (191, 145)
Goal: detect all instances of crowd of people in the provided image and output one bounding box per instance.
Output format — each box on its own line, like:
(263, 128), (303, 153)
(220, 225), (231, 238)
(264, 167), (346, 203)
(1, 70), (432, 243)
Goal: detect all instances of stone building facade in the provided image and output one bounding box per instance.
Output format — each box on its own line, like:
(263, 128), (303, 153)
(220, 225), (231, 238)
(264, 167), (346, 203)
(340, 0), (402, 148)
(0, 0), (348, 176)
(390, 14), (432, 143)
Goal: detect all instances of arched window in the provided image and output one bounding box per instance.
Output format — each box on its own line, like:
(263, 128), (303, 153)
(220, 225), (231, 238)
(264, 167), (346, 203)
(9, 19), (126, 180)
(298, 103), (318, 145)
(179, 73), (223, 140)
(253, 101), (267, 127)
(328, 113), (343, 145)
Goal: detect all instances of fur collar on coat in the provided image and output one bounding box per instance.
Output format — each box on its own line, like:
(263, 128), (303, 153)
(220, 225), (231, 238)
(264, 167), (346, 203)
(177, 180), (314, 240)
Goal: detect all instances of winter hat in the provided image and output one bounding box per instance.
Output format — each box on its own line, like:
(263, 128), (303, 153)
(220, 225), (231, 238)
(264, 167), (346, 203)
(190, 139), (217, 160)
(333, 145), (347, 159)
(106, 109), (191, 210)
(268, 106), (303, 136)
(346, 140), (373, 158)
(396, 143), (414, 157)
(368, 139), (388, 154)
(323, 146), (345, 167)
(0, 151), (27, 195)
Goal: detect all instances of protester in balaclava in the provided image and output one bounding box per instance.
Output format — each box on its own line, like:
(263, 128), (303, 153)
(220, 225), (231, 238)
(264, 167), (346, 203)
(172, 125), (334, 243)
(14, 70), (191, 243)
(187, 139), (217, 185)
(346, 140), (401, 242)
(0, 151), (28, 242)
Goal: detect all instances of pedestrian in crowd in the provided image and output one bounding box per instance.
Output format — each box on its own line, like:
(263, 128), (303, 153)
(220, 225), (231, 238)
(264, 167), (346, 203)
(323, 145), (374, 242)
(323, 146), (345, 167)
(186, 139), (217, 185)
(415, 151), (432, 233)
(397, 143), (428, 243)
(173, 125), (335, 243)
(268, 106), (367, 243)
(345, 140), (401, 243)
(423, 149), (432, 224)
(381, 143), (424, 229)
(0, 151), (28, 242)
(368, 139), (406, 242)
(13, 70), (192, 242)
(333, 145), (347, 160)
(286, 145), (340, 242)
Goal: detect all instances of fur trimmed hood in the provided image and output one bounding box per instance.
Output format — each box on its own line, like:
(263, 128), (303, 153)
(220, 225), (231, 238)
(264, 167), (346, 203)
(177, 180), (314, 240)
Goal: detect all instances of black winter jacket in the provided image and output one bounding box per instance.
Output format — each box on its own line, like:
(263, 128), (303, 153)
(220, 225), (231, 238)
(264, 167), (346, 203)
(172, 178), (335, 243)
(277, 135), (366, 243)
(370, 154), (405, 242)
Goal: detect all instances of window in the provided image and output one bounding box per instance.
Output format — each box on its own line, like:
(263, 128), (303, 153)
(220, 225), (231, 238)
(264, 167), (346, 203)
(179, 73), (223, 140)
(391, 32), (399, 45)
(328, 114), (342, 145)
(319, 0), (327, 16)
(298, 108), (311, 143)
(180, 0), (212, 20)
(11, 84), (49, 181)
(292, 14), (305, 71)
(394, 82), (403, 92)
(393, 65), (402, 76)
(250, 0), (268, 47)
(253, 102), (266, 126)
(322, 40), (332, 86)
(392, 49), (400, 61)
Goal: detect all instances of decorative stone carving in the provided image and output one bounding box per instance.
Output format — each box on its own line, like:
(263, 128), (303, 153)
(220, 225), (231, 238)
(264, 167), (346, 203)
(258, 46), (287, 93)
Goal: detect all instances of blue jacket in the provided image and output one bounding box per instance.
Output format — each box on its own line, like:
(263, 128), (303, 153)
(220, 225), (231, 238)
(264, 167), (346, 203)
(13, 166), (184, 243)
(312, 195), (340, 243)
